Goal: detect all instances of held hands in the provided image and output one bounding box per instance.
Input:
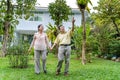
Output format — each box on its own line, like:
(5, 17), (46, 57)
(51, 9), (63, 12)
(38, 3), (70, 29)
(48, 46), (51, 50)
(47, 46), (53, 51)
(50, 47), (53, 51)
(49, 43), (55, 51)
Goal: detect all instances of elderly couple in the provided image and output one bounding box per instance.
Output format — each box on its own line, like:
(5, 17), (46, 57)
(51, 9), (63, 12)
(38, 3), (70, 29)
(28, 17), (75, 76)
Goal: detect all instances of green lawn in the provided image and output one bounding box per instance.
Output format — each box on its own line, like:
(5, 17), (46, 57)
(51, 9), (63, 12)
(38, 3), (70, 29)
(0, 54), (120, 80)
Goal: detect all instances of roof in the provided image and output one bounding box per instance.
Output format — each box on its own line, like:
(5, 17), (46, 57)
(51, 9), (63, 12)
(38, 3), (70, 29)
(35, 6), (81, 13)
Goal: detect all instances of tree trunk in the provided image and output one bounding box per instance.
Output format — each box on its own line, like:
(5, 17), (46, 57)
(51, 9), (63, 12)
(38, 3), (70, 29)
(1, 22), (9, 57)
(81, 9), (86, 65)
(112, 19), (120, 36)
(1, 0), (10, 57)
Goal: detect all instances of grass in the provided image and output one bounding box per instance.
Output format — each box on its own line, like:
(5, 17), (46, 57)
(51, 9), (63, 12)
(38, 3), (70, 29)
(0, 54), (120, 80)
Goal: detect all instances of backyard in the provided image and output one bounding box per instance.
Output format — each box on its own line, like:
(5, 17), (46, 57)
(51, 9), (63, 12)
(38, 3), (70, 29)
(0, 54), (120, 80)
(0, 0), (120, 80)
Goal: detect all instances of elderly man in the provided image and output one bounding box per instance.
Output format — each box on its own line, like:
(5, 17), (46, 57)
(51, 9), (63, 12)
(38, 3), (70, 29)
(51, 17), (75, 76)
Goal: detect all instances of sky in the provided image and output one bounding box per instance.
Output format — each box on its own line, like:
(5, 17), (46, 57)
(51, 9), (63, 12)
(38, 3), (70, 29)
(36, 0), (99, 12)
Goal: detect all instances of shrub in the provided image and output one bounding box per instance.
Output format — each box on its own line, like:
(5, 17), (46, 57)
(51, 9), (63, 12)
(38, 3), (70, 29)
(7, 42), (29, 68)
(109, 39), (120, 57)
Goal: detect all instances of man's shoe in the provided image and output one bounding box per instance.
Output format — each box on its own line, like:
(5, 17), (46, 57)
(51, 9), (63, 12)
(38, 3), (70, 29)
(64, 72), (68, 76)
(44, 70), (47, 74)
(56, 71), (60, 76)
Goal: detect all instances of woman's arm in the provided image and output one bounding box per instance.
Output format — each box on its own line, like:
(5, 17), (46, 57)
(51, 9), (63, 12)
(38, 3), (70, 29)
(45, 34), (50, 49)
(28, 35), (36, 52)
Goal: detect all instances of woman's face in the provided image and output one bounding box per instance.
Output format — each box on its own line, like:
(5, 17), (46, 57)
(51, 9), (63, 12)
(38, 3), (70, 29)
(39, 25), (44, 31)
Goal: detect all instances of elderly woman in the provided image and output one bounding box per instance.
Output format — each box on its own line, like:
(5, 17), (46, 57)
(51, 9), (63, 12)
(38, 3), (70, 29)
(28, 24), (50, 74)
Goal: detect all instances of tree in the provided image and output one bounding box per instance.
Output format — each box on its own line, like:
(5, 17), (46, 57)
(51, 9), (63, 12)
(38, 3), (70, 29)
(48, 0), (71, 27)
(48, 0), (72, 56)
(91, 0), (120, 58)
(93, 0), (120, 36)
(0, 0), (36, 57)
(76, 0), (92, 65)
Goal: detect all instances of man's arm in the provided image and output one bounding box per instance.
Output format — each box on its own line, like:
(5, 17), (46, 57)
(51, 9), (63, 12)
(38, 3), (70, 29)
(50, 35), (59, 50)
(72, 17), (75, 32)
(51, 43), (57, 50)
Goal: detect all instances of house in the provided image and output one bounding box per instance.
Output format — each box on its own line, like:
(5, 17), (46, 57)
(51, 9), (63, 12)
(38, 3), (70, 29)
(1, 7), (88, 43)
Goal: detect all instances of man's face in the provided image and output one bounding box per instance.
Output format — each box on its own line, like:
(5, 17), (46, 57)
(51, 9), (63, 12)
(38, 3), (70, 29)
(60, 26), (65, 32)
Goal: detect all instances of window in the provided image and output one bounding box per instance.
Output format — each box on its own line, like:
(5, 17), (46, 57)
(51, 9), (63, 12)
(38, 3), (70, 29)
(29, 17), (34, 21)
(34, 16), (42, 21)
(29, 15), (43, 21)
(29, 11), (43, 21)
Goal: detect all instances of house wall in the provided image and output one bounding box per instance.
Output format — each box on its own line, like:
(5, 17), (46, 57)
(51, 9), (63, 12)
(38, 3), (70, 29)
(16, 13), (82, 34)
(15, 7), (87, 42)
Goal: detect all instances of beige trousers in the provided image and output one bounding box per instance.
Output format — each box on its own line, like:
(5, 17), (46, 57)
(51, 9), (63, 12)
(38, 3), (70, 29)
(34, 50), (47, 74)
(56, 46), (71, 73)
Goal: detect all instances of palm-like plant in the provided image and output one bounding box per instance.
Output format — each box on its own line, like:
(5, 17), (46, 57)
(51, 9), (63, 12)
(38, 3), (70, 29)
(46, 23), (58, 43)
(76, 0), (92, 65)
